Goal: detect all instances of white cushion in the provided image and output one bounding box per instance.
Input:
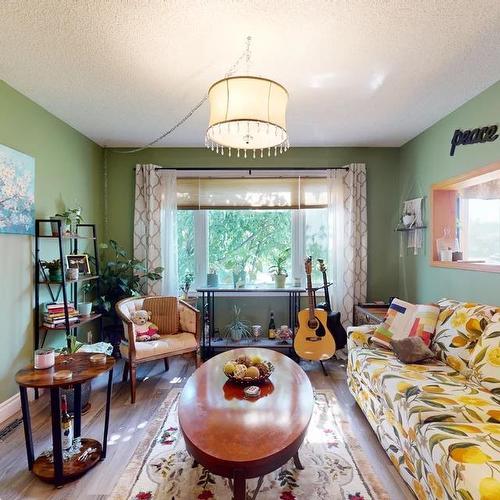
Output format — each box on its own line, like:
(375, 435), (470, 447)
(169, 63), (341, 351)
(119, 332), (197, 360)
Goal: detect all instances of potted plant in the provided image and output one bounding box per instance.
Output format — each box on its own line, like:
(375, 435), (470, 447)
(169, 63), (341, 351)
(93, 240), (163, 355)
(54, 207), (83, 235)
(180, 272), (194, 300)
(41, 259), (62, 282)
(224, 306), (251, 342)
(78, 282), (93, 316)
(269, 248), (290, 288)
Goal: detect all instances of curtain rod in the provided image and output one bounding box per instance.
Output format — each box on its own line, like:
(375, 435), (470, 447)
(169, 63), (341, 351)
(133, 166), (349, 171)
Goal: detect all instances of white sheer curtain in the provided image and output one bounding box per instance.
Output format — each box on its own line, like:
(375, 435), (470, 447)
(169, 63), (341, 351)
(133, 164), (163, 295)
(328, 164), (367, 326)
(159, 170), (178, 295)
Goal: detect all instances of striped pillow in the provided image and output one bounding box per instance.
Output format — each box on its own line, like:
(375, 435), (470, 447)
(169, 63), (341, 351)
(372, 298), (439, 349)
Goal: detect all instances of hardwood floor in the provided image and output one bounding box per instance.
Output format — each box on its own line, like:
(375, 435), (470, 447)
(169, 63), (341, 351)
(0, 355), (413, 499)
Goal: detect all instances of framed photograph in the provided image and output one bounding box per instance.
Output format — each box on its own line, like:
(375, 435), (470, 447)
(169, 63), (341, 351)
(66, 254), (91, 275)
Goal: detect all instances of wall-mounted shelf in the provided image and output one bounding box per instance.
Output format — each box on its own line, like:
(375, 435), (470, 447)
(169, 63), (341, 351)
(395, 225), (427, 232)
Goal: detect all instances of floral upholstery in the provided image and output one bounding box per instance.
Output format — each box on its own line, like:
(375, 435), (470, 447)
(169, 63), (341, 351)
(432, 300), (498, 376)
(468, 314), (500, 394)
(417, 423), (500, 500)
(347, 300), (500, 500)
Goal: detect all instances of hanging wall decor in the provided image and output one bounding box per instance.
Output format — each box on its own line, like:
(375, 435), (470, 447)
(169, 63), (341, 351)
(0, 144), (35, 235)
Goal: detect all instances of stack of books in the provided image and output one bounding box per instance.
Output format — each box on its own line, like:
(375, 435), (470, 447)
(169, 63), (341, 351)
(43, 303), (81, 328)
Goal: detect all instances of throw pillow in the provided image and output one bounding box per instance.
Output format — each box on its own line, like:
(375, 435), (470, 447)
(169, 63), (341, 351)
(468, 314), (500, 394)
(372, 298), (439, 349)
(391, 337), (434, 364)
(432, 301), (497, 375)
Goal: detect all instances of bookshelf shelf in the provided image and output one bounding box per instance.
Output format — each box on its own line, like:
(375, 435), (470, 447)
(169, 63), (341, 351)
(34, 220), (102, 352)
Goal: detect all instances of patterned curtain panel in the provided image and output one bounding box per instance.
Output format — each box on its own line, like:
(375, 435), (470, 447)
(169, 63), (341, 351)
(134, 164), (163, 295)
(329, 164), (367, 327)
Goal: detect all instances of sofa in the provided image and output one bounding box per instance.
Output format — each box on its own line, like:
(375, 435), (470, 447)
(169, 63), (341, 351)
(347, 298), (500, 500)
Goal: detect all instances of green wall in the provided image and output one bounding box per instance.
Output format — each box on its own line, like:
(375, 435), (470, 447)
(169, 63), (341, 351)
(106, 147), (401, 304)
(399, 81), (500, 304)
(0, 81), (103, 403)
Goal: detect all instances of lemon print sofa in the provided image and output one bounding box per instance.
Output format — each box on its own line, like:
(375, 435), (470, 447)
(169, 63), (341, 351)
(347, 299), (500, 500)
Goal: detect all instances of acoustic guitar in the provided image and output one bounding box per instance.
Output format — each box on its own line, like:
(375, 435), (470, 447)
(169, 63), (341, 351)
(294, 257), (336, 361)
(317, 259), (347, 350)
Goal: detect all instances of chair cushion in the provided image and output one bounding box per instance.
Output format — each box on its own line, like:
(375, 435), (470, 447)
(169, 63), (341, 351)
(468, 314), (500, 394)
(144, 296), (179, 334)
(432, 301), (497, 375)
(120, 332), (197, 360)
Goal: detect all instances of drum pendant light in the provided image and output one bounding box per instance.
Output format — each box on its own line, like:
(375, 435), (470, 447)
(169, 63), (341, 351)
(206, 75), (289, 158)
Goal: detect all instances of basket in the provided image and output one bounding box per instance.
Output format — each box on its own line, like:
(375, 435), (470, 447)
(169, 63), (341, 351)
(224, 360), (274, 386)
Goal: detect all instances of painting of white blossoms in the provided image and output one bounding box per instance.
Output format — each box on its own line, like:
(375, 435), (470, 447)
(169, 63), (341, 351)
(0, 144), (35, 235)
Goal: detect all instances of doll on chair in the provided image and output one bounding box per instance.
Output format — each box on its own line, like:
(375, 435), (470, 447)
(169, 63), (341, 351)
(130, 310), (160, 342)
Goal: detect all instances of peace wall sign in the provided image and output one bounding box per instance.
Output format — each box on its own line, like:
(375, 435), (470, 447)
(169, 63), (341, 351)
(450, 124), (498, 156)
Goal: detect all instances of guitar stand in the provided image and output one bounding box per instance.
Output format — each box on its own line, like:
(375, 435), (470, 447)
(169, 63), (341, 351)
(319, 361), (329, 376)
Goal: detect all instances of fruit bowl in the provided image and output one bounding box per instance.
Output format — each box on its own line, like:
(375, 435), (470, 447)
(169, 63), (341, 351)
(223, 355), (275, 386)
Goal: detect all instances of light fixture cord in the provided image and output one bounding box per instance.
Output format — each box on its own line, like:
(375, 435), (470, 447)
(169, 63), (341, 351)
(111, 36), (252, 154)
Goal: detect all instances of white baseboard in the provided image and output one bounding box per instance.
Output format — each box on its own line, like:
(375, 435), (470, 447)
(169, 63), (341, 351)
(0, 389), (40, 426)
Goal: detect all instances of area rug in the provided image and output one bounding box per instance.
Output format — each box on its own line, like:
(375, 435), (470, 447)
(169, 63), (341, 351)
(110, 389), (389, 500)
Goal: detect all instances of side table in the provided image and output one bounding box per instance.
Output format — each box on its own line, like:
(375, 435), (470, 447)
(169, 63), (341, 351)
(15, 352), (115, 487)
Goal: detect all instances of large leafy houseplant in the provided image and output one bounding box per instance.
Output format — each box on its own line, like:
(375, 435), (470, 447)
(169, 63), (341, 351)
(93, 240), (163, 323)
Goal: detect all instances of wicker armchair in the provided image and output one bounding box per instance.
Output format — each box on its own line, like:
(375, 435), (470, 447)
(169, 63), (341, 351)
(116, 296), (200, 403)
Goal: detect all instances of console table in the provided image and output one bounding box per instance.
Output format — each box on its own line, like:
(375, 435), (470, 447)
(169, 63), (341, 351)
(197, 287), (304, 359)
(15, 352), (114, 486)
(353, 304), (389, 326)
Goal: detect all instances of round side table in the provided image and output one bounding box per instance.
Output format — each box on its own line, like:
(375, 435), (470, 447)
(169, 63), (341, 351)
(15, 352), (115, 487)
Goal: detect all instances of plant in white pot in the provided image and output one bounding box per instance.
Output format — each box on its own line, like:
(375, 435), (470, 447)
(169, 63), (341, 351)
(269, 248), (290, 288)
(180, 272), (194, 300)
(78, 282), (93, 316)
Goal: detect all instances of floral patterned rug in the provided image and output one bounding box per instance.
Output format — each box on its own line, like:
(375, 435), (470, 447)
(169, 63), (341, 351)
(110, 389), (388, 500)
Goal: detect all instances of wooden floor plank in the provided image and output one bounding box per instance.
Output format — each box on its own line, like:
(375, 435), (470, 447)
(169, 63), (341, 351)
(0, 355), (413, 499)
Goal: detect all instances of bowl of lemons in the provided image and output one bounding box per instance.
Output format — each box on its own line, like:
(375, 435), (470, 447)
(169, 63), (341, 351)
(223, 354), (274, 385)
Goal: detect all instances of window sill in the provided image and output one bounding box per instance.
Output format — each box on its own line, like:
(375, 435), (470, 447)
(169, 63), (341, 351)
(431, 260), (500, 273)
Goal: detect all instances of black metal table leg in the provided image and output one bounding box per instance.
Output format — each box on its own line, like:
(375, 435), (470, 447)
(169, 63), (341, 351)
(101, 368), (113, 459)
(201, 291), (206, 359)
(208, 291), (214, 358)
(19, 386), (34, 470)
(73, 383), (81, 438)
(49, 387), (64, 487)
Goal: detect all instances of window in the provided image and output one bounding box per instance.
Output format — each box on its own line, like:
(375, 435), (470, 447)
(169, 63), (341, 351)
(431, 162), (500, 272)
(176, 171), (331, 287)
(459, 198), (500, 263)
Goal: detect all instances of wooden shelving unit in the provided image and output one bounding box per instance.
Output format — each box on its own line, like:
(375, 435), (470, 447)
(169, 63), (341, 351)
(34, 219), (102, 351)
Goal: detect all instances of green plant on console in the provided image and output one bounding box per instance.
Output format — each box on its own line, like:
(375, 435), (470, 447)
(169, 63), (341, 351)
(268, 248), (290, 276)
(223, 305), (251, 342)
(180, 272), (194, 299)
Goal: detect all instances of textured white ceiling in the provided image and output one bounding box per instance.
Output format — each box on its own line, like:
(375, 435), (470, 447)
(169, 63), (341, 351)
(1, 0), (499, 147)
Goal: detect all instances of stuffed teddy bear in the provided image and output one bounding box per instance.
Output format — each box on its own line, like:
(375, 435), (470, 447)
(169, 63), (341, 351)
(130, 309), (160, 342)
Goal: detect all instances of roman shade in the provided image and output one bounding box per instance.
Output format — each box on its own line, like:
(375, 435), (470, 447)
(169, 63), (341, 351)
(176, 176), (327, 209)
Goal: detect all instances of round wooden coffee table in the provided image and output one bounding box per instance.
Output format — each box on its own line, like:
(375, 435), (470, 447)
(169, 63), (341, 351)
(178, 348), (314, 500)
